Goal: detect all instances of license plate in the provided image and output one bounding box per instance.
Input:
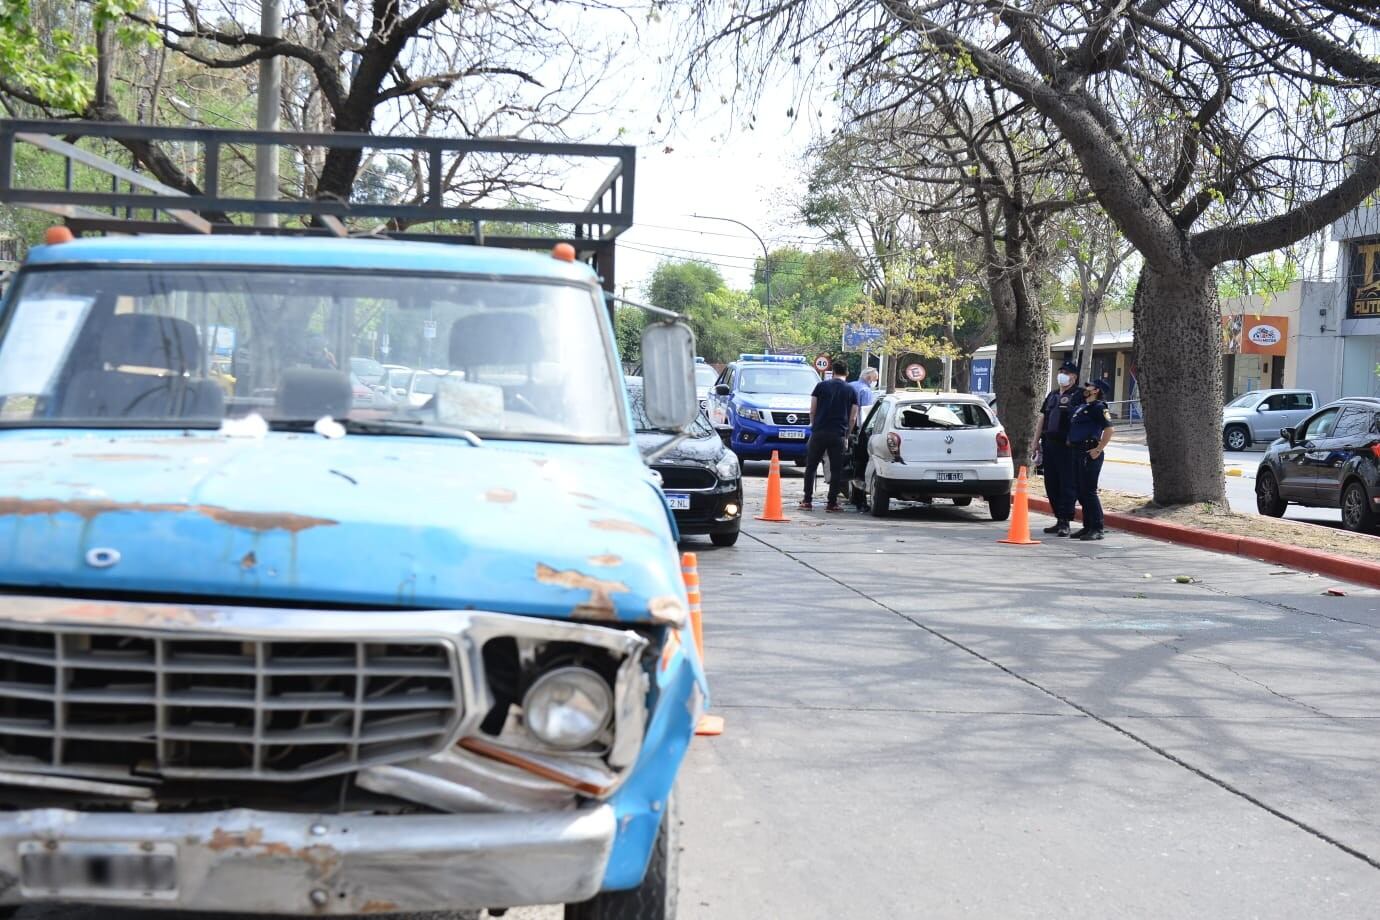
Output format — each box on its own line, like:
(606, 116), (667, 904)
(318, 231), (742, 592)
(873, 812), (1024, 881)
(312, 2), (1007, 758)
(20, 841), (178, 900)
(779, 429), (807, 439)
(937, 472), (966, 482)
(665, 493), (691, 510)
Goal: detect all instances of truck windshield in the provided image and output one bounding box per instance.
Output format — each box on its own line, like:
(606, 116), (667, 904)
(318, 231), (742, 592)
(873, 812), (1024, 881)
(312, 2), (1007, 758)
(738, 366), (818, 395)
(0, 268), (625, 443)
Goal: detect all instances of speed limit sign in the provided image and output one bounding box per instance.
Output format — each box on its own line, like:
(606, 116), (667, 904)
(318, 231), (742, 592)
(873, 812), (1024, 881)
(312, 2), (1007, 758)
(814, 354), (831, 373)
(904, 363), (926, 383)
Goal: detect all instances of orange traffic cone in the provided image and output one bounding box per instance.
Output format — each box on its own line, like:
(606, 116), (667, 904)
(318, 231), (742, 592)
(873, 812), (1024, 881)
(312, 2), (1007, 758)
(755, 450), (790, 522)
(998, 465), (1041, 546)
(681, 552), (724, 737)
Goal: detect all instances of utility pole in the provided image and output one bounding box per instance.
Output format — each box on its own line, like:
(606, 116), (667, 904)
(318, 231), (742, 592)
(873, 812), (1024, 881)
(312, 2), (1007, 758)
(943, 299), (955, 391)
(691, 213), (773, 353)
(254, 0), (282, 229)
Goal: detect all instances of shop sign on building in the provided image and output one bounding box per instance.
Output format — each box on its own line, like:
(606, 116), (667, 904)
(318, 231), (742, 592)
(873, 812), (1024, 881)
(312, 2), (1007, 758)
(1222, 314), (1288, 356)
(1347, 237), (1380, 318)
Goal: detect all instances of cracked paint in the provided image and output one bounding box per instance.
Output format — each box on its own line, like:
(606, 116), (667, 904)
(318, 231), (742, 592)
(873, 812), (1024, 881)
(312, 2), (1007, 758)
(535, 562), (630, 617)
(589, 519), (656, 538)
(0, 496), (337, 533)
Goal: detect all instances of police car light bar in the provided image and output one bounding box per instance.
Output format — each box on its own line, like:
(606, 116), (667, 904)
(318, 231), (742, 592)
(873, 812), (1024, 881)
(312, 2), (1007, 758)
(738, 354), (808, 364)
(695, 356), (706, 363)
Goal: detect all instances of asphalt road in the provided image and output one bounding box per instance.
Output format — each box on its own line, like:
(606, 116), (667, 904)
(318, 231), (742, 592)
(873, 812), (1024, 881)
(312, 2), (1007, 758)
(18, 469), (1380, 919)
(1098, 442), (1346, 527)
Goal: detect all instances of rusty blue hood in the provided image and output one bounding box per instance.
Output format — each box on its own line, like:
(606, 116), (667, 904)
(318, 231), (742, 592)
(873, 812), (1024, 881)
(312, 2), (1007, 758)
(0, 430), (686, 625)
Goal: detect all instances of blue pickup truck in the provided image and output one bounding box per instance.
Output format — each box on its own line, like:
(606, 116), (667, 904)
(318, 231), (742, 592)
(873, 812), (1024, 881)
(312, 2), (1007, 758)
(0, 232), (704, 919)
(708, 354), (820, 463)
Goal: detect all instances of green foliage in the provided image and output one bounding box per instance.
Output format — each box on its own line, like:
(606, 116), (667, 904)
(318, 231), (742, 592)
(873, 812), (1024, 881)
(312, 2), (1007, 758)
(614, 307), (643, 364)
(0, 0), (153, 111)
(1217, 253), (1299, 302)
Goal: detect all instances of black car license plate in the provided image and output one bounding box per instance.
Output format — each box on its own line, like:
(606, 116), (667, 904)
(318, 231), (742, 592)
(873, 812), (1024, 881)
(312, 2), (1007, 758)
(20, 841), (178, 899)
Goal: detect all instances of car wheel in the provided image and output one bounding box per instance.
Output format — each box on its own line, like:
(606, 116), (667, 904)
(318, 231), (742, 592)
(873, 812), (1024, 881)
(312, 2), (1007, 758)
(1223, 425), (1250, 451)
(710, 529), (740, 547)
(565, 791), (678, 920)
(951, 498), (972, 507)
(1255, 469), (1287, 517)
(1341, 481), (1376, 533)
(869, 476), (890, 517)
(988, 494), (1012, 521)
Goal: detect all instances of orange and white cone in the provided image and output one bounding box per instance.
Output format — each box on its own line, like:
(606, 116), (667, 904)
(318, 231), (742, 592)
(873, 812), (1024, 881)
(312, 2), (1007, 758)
(998, 465), (1041, 546)
(682, 552), (724, 737)
(755, 450), (790, 522)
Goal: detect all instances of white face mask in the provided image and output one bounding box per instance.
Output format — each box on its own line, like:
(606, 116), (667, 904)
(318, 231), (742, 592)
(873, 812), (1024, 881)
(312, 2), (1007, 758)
(1057, 373), (1071, 387)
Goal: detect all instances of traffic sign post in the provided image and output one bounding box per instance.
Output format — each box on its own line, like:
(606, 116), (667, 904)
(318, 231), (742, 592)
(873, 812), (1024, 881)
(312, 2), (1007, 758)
(814, 354), (832, 377)
(842, 323), (885, 352)
(904, 363), (926, 384)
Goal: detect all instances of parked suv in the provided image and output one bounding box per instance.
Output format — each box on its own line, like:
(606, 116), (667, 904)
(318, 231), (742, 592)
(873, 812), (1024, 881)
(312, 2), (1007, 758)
(1256, 396), (1380, 532)
(1223, 389), (1317, 450)
(708, 354), (819, 463)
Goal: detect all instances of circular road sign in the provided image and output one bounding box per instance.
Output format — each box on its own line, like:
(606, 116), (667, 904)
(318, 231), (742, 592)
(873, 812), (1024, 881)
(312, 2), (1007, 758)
(814, 354), (831, 372)
(904, 362), (927, 383)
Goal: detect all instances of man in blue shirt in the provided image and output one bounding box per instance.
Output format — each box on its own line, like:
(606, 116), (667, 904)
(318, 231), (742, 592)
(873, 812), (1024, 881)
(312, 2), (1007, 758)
(849, 367), (878, 410)
(801, 359), (859, 512)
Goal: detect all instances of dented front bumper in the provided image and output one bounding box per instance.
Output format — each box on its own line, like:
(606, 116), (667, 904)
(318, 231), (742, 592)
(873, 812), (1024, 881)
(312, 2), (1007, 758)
(0, 804), (616, 914)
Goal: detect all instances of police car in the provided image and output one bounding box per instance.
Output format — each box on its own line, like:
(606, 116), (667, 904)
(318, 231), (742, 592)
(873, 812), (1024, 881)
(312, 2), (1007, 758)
(709, 354), (820, 462)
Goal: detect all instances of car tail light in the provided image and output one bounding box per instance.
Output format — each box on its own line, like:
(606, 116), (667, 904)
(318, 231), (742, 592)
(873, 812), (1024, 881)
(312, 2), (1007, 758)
(1370, 443), (1380, 461)
(996, 432), (1011, 458)
(886, 432), (902, 460)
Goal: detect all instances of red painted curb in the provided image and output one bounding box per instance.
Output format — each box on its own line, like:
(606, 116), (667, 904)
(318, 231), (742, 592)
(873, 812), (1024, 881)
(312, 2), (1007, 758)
(1026, 496), (1380, 590)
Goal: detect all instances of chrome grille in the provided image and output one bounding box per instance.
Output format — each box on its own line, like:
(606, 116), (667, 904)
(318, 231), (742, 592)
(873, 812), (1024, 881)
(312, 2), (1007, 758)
(0, 626), (463, 781)
(772, 411), (810, 426)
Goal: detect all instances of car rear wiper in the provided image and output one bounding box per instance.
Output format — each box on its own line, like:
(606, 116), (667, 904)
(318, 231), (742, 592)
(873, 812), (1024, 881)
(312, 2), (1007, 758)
(269, 417), (484, 446)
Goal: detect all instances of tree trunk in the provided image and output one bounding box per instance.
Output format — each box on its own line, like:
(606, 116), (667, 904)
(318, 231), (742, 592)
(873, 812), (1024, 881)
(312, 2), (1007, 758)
(1078, 296), (1099, 383)
(990, 272), (1048, 471)
(1132, 263), (1226, 504)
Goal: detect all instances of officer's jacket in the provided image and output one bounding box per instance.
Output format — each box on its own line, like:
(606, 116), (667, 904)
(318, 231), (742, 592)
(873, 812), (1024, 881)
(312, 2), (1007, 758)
(1040, 389), (1078, 437)
(1067, 399), (1111, 445)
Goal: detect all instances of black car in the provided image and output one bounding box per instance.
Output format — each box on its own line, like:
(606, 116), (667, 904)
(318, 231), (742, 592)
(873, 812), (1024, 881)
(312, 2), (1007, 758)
(1256, 396), (1380, 532)
(628, 380), (743, 547)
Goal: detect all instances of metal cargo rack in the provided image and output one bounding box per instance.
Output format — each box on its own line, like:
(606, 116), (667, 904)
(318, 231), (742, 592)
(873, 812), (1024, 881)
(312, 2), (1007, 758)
(0, 119), (634, 291)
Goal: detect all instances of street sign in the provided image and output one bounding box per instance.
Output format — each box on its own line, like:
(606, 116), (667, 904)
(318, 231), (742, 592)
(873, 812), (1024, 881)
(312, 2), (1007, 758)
(423, 320), (437, 340)
(842, 323), (885, 352)
(814, 354), (831, 373)
(904, 362), (926, 383)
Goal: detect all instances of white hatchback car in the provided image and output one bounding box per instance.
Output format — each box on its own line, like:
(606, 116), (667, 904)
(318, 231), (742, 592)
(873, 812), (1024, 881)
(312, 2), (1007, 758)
(841, 392), (1014, 520)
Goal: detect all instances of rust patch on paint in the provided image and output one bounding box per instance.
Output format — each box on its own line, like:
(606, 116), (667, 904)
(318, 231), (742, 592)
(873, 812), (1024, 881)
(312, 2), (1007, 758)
(485, 488), (517, 504)
(589, 518), (656, 538)
(208, 827), (264, 851)
(240, 551), (258, 571)
(647, 595), (687, 626)
(0, 597), (212, 629)
(535, 562), (629, 617)
(361, 901), (400, 914)
(0, 496), (336, 533)
(587, 554), (622, 567)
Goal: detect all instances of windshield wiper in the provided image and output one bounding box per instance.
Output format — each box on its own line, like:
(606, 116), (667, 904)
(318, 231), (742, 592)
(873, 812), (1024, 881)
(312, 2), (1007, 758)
(269, 417), (484, 446)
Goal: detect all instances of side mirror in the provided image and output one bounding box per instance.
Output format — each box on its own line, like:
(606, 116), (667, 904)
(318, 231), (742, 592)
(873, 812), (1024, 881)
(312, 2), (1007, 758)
(640, 321), (698, 431)
(715, 383), (731, 396)
(1280, 427), (1295, 445)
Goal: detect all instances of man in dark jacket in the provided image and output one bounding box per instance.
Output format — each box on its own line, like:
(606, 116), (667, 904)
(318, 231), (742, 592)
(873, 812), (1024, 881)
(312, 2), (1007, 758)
(800, 359), (859, 512)
(1039, 361), (1081, 536)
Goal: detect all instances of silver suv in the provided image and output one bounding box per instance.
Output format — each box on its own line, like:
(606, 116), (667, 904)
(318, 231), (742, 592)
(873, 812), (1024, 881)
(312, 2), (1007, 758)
(1222, 389), (1317, 450)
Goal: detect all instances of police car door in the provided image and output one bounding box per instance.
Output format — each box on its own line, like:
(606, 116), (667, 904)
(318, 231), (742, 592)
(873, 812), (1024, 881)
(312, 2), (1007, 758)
(709, 365), (733, 433)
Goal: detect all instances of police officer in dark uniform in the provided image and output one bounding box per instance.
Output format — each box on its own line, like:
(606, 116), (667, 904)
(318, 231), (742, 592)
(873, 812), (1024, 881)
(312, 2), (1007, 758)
(1039, 361), (1081, 536)
(1068, 378), (1115, 541)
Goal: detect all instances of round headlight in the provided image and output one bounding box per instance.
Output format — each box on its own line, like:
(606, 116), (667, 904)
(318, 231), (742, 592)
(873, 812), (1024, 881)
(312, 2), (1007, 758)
(522, 666), (613, 750)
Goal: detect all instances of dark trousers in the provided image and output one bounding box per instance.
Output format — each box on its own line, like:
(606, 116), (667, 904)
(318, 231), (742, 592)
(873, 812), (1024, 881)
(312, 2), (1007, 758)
(804, 432), (846, 505)
(1074, 449), (1105, 531)
(1041, 434), (1076, 522)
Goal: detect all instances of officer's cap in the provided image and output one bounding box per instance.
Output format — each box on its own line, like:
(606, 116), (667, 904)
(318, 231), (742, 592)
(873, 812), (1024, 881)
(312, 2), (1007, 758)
(1059, 361), (1080, 375)
(1087, 378), (1113, 397)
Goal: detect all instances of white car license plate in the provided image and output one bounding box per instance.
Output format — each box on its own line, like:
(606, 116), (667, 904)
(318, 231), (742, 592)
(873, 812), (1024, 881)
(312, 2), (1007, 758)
(779, 429), (807, 439)
(665, 493), (691, 510)
(937, 472), (966, 482)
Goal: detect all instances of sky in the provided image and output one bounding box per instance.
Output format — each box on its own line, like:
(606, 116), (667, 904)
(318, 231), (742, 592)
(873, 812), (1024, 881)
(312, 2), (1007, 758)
(543, 5), (841, 295)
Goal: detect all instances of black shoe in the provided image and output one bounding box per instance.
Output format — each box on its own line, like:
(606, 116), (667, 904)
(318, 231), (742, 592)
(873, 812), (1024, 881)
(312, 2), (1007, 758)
(1078, 529), (1104, 541)
(1070, 527), (1089, 539)
(1042, 522), (1066, 535)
